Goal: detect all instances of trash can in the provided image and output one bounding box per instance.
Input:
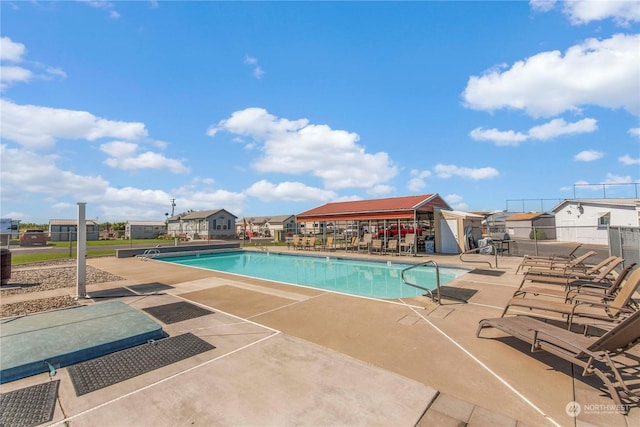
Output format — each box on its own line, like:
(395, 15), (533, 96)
(1, 248), (11, 285)
(424, 241), (434, 253)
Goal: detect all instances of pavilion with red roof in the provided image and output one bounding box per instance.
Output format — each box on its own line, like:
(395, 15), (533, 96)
(296, 194), (451, 250)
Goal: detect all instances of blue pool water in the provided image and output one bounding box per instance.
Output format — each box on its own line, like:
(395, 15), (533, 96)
(158, 251), (468, 299)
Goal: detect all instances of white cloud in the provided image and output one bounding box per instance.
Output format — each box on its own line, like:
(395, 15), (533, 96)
(444, 194), (469, 211)
(78, 0), (121, 19)
(628, 128), (640, 138)
(528, 118), (597, 140)
(602, 173), (633, 184)
(0, 144), (239, 221)
(245, 180), (336, 202)
(209, 108), (307, 139)
(1, 99), (148, 149)
(100, 140), (138, 157)
(253, 66), (265, 79)
(100, 141), (189, 174)
(462, 33), (640, 118)
(106, 151), (189, 174)
(173, 188), (246, 215)
(562, 0), (639, 26)
(531, 0), (640, 26)
(0, 37), (65, 90)
(244, 55), (258, 65)
(619, 154), (640, 165)
(434, 164), (499, 180)
(0, 37), (26, 62)
(407, 169), (432, 191)
(209, 108), (398, 190)
(574, 150), (603, 162)
(44, 67), (67, 79)
(368, 185), (394, 196)
(529, 1), (557, 14)
(0, 66), (33, 88)
(0, 144), (110, 201)
(470, 118), (597, 146)
(569, 179), (592, 192)
(469, 127), (528, 146)
(243, 55), (264, 79)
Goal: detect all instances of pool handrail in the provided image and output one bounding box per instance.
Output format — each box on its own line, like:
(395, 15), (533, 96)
(401, 260), (441, 304)
(459, 244), (498, 269)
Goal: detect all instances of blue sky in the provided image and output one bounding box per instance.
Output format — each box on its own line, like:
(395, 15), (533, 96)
(1, 1), (638, 224)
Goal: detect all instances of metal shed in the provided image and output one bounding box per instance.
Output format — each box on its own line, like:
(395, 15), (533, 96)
(125, 221), (166, 239)
(48, 219), (99, 242)
(434, 208), (484, 254)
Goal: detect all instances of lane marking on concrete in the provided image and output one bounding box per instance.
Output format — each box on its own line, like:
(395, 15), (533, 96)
(400, 299), (562, 427)
(52, 299), (281, 425)
(52, 334), (281, 425)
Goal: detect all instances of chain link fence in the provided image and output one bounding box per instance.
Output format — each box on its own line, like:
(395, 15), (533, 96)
(483, 225), (639, 268)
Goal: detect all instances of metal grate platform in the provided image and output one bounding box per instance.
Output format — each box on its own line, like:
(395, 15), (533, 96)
(68, 333), (215, 396)
(142, 301), (213, 324)
(437, 287), (478, 302)
(468, 269), (505, 277)
(0, 380), (59, 427)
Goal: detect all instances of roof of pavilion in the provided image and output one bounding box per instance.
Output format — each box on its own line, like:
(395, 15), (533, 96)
(296, 194), (450, 222)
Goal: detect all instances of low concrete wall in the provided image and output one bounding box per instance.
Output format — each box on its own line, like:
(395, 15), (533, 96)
(116, 242), (241, 258)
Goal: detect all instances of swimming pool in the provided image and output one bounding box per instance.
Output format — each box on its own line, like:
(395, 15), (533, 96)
(158, 251), (468, 299)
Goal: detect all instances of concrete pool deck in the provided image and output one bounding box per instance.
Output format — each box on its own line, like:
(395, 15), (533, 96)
(1, 248), (638, 426)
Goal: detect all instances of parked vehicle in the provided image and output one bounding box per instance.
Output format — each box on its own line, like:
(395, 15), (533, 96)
(374, 224), (423, 238)
(19, 229), (48, 246)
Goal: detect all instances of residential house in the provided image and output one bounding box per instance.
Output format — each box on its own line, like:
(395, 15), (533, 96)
(167, 209), (237, 240)
(480, 210), (520, 235)
(237, 215), (297, 241)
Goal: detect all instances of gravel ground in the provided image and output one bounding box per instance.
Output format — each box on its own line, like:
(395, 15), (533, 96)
(1, 260), (124, 318)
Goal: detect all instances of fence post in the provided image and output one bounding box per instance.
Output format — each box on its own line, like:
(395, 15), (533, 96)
(533, 226), (539, 256)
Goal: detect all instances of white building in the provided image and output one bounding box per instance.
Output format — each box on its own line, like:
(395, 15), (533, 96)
(552, 198), (640, 245)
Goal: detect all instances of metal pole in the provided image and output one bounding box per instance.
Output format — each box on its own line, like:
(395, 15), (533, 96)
(76, 202), (87, 298)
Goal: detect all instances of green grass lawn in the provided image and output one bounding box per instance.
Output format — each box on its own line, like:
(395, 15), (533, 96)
(7, 238), (171, 265)
(10, 250), (115, 265)
(6, 238), (289, 265)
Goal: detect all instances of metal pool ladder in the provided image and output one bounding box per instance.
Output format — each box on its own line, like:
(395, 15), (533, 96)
(137, 249), (160, 260)
(401, 260), (442, 304)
